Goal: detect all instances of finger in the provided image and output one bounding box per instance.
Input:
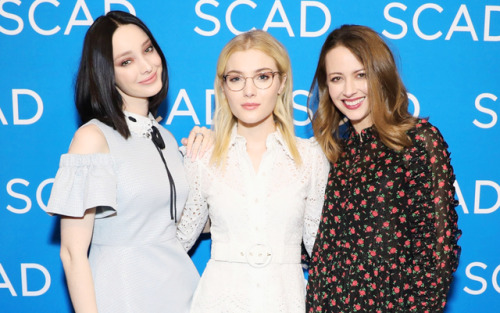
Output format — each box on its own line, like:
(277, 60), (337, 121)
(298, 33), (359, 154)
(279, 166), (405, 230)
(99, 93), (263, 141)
(185, 126), (201, 157)
(199, 128), (214, 157)
(190, 133), (204, 161)
(190, 127), (210, 159)
(180, 138), (188, 146)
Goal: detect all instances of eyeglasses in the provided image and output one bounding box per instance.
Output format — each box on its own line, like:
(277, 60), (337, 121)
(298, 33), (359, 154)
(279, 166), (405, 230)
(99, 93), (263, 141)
(223, 71), (281, 91)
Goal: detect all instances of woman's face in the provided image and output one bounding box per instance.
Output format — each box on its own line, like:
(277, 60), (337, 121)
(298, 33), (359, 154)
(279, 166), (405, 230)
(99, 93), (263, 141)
(325, 45), (372, 133)
(112, 24), (162, 111)
(222, 48), (285, 132)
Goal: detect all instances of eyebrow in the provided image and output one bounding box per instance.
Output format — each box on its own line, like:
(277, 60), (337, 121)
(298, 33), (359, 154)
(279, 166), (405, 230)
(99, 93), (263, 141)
(225, 67), (275, 75)
(113, 38), (152, 61)
(328, 68), (365, 76)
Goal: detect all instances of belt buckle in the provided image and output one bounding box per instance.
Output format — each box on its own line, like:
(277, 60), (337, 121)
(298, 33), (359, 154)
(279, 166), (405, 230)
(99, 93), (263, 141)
(246, 244), (272, 268)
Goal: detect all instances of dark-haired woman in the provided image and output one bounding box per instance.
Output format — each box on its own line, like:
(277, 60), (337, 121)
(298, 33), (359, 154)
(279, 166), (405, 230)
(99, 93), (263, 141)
(44, 11), (201, 313)
(305, 25), (461, 312)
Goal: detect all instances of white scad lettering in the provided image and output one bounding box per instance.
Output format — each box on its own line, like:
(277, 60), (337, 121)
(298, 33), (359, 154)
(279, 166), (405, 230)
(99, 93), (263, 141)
(12, 89), (43, 125)
(382, 2), (408, 40)
(226, 0), (256, 35)
(485, 6), (500, 41)
(29, 0), (61, 36)
(413, 3), (443, 40)
(464, 262), (487, 295)
(0, 264), (17, 296)
(105, 0), (135, 15)
(6, 178), (32, 214)
(445, 4), (478, 41)
(263, 0), (293, 37)
(166, 89), (200, 125)
(473, 93), (498, 129)
(0, 106), (8, 125)
(454, 180), (468, 214)
(64, 0), (93, 35)
(300, 1), (330, 38)
(407, 93), (420, 117)
(36, 178), (54, 211)
(474, 180), (500, 214)
(292, 90), (312, 127)
(205, 89), (215, 125)
(0, 0), (23, 35)
(21, 264), (51, 296)
(493, 265), (500, 293)
(194, 0), (221, 36)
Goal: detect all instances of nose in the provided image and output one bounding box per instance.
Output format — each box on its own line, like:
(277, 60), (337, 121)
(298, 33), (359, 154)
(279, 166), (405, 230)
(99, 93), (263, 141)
(343, 78), (356, 97)
(242, 77), (256, 97)
(139, 56), (153, 74)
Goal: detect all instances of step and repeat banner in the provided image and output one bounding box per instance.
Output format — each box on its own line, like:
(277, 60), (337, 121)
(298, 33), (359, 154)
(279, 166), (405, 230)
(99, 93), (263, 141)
(1, 1), (499, 312)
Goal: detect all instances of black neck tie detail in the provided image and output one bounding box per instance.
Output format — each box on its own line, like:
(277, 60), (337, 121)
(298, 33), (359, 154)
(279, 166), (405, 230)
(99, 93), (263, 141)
(150, 125), (177, 222)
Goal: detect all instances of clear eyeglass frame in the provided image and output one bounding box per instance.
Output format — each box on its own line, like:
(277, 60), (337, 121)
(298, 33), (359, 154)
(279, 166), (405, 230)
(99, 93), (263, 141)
(223, 71), (281, 91)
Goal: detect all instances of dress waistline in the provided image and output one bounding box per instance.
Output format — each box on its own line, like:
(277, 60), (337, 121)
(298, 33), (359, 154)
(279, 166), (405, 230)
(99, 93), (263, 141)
(211, 242), (301, 268)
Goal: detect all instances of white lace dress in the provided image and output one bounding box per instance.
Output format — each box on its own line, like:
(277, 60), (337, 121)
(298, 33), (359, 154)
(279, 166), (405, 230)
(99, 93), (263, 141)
(177, 128), (329, 313)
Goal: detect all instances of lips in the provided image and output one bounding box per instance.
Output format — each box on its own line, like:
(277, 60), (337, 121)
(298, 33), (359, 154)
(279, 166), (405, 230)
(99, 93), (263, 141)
(241, 103), (260, 110)
(342, 97), (365, 110)
(139, 71), (158, 84)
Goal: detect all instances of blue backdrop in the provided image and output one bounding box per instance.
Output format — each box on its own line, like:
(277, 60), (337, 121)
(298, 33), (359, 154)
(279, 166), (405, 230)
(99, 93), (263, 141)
(1, 1), (499, 312)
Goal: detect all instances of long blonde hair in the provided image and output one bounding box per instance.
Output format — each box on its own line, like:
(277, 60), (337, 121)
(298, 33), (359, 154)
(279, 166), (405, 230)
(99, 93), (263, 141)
(211, 30), (301, 166)
(309, 25), (416, 163)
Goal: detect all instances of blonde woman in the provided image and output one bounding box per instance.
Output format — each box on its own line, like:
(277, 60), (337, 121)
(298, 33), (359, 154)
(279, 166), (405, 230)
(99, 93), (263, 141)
(177, 30), (329, 312)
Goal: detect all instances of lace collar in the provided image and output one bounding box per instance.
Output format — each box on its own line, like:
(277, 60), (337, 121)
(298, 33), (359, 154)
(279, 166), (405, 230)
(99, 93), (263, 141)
(229, 124), (294, 160)
(124, 111), (157, 139)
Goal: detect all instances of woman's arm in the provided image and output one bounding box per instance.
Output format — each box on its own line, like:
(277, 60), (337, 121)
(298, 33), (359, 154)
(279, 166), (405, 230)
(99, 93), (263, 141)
(60, 209), (97, 313)
(176, 153), (210, 251)
(59, 123), (109, 312)
(303, 139), (330, 256)
(407, 121), (461, 312)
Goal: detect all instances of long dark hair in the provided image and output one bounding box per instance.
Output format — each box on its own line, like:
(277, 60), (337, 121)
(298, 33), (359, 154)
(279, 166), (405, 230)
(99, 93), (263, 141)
(308, 24), (416, 163)
(75, 10), (168, 138)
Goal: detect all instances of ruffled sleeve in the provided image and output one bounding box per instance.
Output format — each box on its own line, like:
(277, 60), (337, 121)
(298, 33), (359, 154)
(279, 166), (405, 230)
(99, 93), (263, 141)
(45, 153), (117, 218)
(302, 138), (330, 256)
(176, 152), (210, 251)
(405, 119), (461, 312)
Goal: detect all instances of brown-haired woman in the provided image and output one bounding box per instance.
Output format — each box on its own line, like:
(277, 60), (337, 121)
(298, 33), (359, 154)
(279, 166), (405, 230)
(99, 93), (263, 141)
(306, 24), (461, 313)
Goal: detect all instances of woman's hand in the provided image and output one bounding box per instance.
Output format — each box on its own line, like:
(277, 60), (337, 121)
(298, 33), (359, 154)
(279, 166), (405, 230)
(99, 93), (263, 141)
(181, 126), (214, 161)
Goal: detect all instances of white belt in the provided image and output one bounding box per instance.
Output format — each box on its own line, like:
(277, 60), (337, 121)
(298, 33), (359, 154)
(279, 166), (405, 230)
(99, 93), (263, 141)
(211, 242), (301, 268)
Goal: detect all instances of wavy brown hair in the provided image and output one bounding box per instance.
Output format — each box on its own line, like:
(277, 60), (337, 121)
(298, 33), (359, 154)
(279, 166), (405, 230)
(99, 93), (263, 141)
(309, 24), (416, 163)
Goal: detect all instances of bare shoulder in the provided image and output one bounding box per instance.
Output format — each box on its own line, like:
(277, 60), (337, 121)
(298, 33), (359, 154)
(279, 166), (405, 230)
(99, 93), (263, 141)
(68, 123), (109, 154)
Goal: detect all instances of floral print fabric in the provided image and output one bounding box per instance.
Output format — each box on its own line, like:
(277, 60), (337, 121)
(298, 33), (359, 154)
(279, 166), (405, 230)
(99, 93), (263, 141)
(306, 119), (461, 313)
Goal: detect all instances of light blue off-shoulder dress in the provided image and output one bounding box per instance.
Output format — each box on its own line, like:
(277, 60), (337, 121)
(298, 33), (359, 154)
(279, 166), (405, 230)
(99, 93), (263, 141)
(45, 111), (199, 313)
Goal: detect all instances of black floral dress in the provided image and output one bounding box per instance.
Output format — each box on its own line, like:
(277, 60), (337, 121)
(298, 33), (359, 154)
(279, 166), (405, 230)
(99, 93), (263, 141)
(306, 119), (461, 313)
